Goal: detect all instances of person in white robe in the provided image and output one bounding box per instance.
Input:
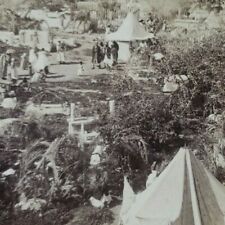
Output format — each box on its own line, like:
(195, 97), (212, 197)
(20, 53), (27, 70)
(77, 61), (84, 76)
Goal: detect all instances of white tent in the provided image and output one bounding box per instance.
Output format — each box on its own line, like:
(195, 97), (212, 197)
(106, 13), (154, 61)
(26, 10), (47, 21)
(204, 12), (225, 29)
(189, 8), (209, 20)
(19, 30), (51, 51)
(121, 148), (225, 225)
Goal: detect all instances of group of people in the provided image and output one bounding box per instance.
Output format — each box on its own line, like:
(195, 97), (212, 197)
(0, 39), (120, 85)
(92, 40), (119, 70)
(0, 47), (50, 85)
(139, 12), (165, 33)
(129, 37), (162, 67)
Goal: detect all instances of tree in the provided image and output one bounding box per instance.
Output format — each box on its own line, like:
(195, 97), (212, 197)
(98, 0), (121, 20)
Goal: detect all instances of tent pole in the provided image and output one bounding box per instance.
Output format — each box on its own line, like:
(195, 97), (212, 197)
(186, 150), (202, 225)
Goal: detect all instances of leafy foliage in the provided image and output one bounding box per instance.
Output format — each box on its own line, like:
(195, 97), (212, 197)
(100, 32), (225, 176)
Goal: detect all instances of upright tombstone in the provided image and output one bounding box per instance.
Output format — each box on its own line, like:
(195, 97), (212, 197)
(79, 123), (85, 151)
(109, 100), (115, 117)
(70, 103), (75, 121)
(68, 103), (75, 135)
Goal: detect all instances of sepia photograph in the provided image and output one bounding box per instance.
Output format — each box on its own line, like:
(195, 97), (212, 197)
(0, 0), (225, 224)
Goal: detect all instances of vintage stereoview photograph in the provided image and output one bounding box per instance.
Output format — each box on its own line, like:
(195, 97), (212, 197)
(0, 0), (225, 224)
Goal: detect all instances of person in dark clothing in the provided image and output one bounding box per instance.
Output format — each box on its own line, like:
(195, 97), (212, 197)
(28, 62), (32, 77)
(113, 41), (119, 51)
(129, 41), (134, 53)
(99, 42), (105, 63)
(21, 77), (29, 88)
(112, 41), (119, 63)
(111, 41), (119, 65)
(92, 42), (101, 69)
(111, 45), (117, 66)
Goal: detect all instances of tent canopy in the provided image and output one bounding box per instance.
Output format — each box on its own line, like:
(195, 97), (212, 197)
(106, 13), (154, 42)
(121, 148), (225, 225)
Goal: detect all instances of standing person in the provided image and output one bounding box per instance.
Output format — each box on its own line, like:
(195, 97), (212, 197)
(105, 25), (111, 35)
(56, 41), (65, 64)
(20, 53), (27, 70)
(36, 48), (49, 74)
(129, 41), (134, 53)
(103, 43), (112, 70)
(162, 19), (167, 31)
(111, 42), (119, 66)
(28, 48), (38, 75)
(28, 63), (32, 77)
(113, 41), (119, 63)
(99, 42), (105, 69)
(77, 61), (84, 76)
(91, 41), (101, 69)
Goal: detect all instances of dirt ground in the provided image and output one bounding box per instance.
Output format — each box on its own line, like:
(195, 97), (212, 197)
(17, 33), (110, 82)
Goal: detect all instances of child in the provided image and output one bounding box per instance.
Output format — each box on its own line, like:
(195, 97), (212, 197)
(77, 61), (84, 76)
(30, 69), (46, 83)
(28, 62), (33, 77)
(20, 77), (29, 89)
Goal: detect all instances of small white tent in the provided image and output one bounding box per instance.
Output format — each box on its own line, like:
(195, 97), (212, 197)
(106, 13), (154, 61)
(121, 148), (225, 225)
(19, 30), (51, 51)
(26, 10), (47, 21)
(205, 12), (225, 29)
(189, 8), (209, 20)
